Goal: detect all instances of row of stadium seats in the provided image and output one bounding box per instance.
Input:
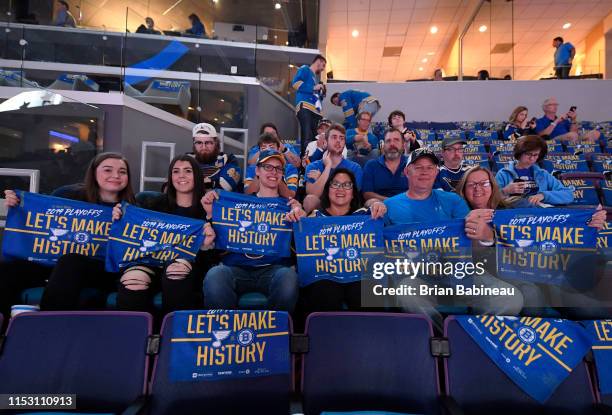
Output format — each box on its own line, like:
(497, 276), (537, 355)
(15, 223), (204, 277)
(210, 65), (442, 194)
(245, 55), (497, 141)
(0, 311), (609, 415)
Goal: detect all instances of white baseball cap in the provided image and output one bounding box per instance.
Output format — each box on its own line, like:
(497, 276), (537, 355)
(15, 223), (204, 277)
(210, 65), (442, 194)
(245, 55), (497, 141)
(192, 122), (218, 138)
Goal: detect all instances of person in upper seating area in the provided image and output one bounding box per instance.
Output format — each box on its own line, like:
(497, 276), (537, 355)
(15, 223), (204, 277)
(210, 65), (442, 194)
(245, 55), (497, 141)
(434, 136), (471, 192)
(247, 122), (300, 168)
(553, 36), (575, 79)
(185, 13), (206, 37)
(388, 110), (422, 154)
(536, 97), (601, 143)
(504, 106), (536, 140)
(116, 156), (214, 313)
(53, 0), (76, 28)
(301, 168), (386, 313)
(201, 150), (305, 312)
(292, 54), (327, 156)
(345, 111), (380, 166)
(477, 69), (490, 80)
(0, 152), (136, 318)
(304, 123), (363, 213)
(136, 17), (161, 35)
(433, 68), (444, 81)
(362, 128), (409, 202)
(189, 122), (242, 192)
(384, 148), (470, 224)
(330, 89), (381, 130)
(245, 133), (298, 198)
(495, 135), (574, 207)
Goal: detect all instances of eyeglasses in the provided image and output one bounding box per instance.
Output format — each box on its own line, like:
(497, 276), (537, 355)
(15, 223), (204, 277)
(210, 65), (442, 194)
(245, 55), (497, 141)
(194, 140), (215, 146)
(524, 151), (540, 158)
(330, 181), (354, 190)
(258, 163), (283, 173)
(465, 180), (491, 190)
(444, 146), (464, 153)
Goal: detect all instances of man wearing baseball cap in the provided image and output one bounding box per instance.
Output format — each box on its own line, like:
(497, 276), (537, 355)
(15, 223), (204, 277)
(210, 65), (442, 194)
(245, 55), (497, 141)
(190, 122), (242, 192)
(201, 148), (305, 312)
(434, 135), (471, 192)
(384, 148), (470, 225)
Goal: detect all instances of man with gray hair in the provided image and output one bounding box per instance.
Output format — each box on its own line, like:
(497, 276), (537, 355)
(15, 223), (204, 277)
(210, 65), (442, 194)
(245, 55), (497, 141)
(535, 97), (601, 143)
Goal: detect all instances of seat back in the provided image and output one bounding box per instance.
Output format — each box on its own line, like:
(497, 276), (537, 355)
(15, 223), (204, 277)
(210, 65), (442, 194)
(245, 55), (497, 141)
(444, 316), (596, 415)
(543, 153), (589, 174)
(0, 311), (151, 412)
(149, 310), (291, 415)
(302, 312), (439, 415)
(559, 178), (601, 205)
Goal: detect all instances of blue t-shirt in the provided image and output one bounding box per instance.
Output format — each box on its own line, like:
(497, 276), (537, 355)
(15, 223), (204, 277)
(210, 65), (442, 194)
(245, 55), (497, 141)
(362, 155), (408, 198)
(383, 189), (470, 225)
(514, 166), (539, 196)
(345, 128), (380, 153)
(535, 116), (571, 139)
(305, 158), (363, 190)
(555, 42), (574, 66)
(247, 143), (299, 166)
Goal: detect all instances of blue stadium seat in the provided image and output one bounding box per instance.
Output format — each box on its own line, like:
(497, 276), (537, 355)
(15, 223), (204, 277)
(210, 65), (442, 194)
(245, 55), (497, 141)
(490, 140), (515, 155)
(468, 130), (499, 142)
(238, 292), (269, 309)
(591, 154), (611, 173)
(463, 153), (491, 169)
(0, 312), (151, 413)
(302, 313), (439, 415)
(148, 311), (291, 415)
(559, 179), (601, 206)
(543, 153), (589, 174)
(444, 316), (597, 415)
(493, 153), (515, 172)
(20, 287), (103, 307)
(105, 292), (163, 310)
(602, 180), (612, 206)
(567, 142), (603, 157)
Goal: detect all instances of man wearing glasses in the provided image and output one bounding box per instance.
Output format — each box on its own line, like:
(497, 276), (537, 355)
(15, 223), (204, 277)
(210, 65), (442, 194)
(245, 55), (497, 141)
(434, 136), (471, 192)
(244, 133), (298, 198)
(345, 111), (381, 166)
(190, 123), (243, 192)
(535, 97), (601, 143)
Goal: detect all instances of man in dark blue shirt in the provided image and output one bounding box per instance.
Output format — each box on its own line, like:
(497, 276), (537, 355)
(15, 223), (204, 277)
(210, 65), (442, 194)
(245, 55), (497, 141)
(362, 128), (408, 202)
(434, 136), (471, 192)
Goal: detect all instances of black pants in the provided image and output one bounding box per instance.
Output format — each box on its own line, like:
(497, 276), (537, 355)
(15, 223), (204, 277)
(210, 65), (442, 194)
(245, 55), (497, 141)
(555, 65), (571, 79)
(0, 260), (52, 318)
(40, 254), (117, 311)
(117, 250), (216, 314)
(297, 108), (322, 156)
(301, 280), (363, 312)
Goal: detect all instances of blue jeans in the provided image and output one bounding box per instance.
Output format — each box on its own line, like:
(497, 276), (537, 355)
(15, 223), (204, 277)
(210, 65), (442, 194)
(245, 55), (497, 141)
(204, 264), (298, 312)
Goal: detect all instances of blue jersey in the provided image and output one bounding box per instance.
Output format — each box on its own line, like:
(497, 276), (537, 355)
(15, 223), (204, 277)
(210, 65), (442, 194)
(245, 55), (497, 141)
(291, 65), (321, 114)
(345, 128), (379, 152)
(247, 143), (299, 166)
(192, 152), (242, 192)
(555, 42), (574, 66)
(338, 90), (377, 129)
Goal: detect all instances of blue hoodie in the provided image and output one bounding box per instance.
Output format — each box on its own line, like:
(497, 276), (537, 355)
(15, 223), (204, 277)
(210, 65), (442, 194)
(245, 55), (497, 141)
(495, 160), (574, 205)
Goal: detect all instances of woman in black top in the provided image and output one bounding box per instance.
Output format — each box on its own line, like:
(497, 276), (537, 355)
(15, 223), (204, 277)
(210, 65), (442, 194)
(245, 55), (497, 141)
(302, 168), (386, 313)
(0, 152), (135, 315)
(113, 155), (215, 313)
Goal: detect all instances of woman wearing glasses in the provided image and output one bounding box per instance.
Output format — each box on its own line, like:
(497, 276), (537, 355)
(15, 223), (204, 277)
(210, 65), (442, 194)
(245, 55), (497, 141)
(301, 168), (386, 313)
(495, 135), (573, 207)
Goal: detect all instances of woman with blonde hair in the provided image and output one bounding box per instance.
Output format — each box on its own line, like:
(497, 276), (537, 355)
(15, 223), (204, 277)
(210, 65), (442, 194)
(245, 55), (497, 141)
(503, 106), (536, 140)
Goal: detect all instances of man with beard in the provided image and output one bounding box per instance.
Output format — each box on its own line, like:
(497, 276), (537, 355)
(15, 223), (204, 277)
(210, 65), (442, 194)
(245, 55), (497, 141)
(292, 54), (327, 155)
(434, 135), (471, 192)
(189, 122), (242, 192)
(362, 128), (409, 202)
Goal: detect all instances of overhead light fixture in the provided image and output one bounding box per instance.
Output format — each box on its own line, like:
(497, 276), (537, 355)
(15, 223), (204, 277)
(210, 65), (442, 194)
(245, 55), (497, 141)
(275, 2), (281, 9)
(352, 29), (359, 38)
(212, 0), (218, 3)
(479, 25), (487, 32)
(563, 22), (571, 29)
(422, 58), (428, 63)
(418, 67), (424, 71)
(427, 52), (435, 56)
(430, 26), (438, 34)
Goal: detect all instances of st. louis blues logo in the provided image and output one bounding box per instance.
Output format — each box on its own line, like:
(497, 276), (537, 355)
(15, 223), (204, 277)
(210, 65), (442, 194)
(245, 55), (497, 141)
(237, 329), (254, 346)
(212, 330), (231, 348)
(239, 221), (252, 232)
(257, 222), (269, 233)
(539, 240), (558, 255)
(345, 247), (358, 260)
(518, 326), (537, 344)
(49, 228), (69, 241)
(325, 247), (340, 261)
(139, 240), (172, 253)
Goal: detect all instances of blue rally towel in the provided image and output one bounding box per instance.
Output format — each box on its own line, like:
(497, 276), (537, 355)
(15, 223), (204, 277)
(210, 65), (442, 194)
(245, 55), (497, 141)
(293, 215), (384, 286)
(212, 191), (292, 257)
(383, 219), (473, 286)
(584, 320), (612, 395)
(492, 208), (598, 286)
(105, 203), (204, 273)
(169, 310), (290, 382)
(3, 191), (112, 265)
(457, 315), (593, 403)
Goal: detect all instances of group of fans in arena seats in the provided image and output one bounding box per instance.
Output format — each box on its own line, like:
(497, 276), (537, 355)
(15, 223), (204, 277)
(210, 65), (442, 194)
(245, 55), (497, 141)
(0, 103), (609, 327)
